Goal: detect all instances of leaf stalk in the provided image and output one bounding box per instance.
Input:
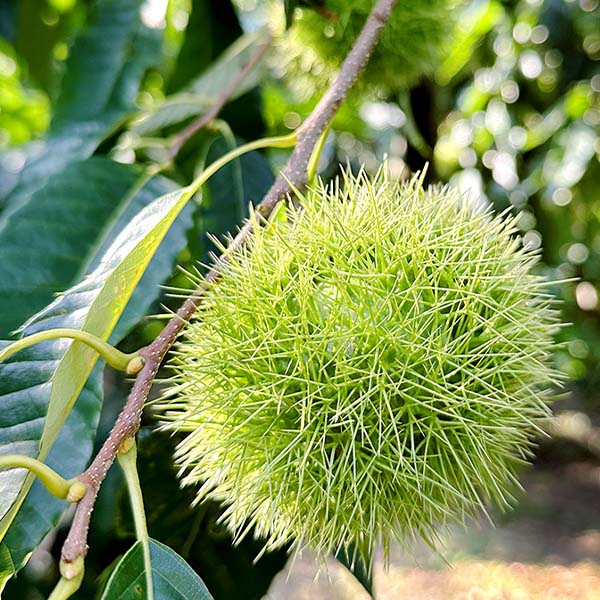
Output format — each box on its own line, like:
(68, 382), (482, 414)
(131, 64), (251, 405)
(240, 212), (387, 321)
(0, 328), (141, 374)
(0, 455), (72, 500)
(118, 439), (154, 600)
(48, 557), (85, 600)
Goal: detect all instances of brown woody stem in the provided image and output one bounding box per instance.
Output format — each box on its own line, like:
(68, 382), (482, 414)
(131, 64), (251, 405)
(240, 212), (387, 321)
(61, 0), (398, 564)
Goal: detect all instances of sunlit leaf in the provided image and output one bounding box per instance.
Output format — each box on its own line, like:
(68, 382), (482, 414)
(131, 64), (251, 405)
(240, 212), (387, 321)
(0, 0), (160, 207)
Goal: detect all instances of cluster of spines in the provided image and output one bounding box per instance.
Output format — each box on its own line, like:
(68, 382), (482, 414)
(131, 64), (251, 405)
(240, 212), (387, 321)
(161, 167), (563, 566)
(271, 0), (461, 99)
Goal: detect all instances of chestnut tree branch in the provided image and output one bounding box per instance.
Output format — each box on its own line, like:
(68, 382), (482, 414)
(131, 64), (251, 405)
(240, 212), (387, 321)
(61, 0), (398, 565)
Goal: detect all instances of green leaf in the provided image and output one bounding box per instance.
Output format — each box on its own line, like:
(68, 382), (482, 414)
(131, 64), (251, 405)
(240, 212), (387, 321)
(0, 180), (197, 544)
(436, 0), (504, 85)
(166, 0), (241, 93)
(0, 160), (192, 587)
(0, 543), (14, 597)
(0, 157), (186, 338)
(51, 0), (149, 129)
(201, 134), (274, 263)
(0, 0), (160, 207)
(132, 31), (268, 136)
(14, 0), (63, 92)
(0, 363), (103, 589)
(130, 431), (289, 600)
(100, 539), (214, 600)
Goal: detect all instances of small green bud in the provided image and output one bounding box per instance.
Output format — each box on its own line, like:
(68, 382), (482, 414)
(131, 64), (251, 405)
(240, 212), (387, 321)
(126, 355), (145, 375)
(66, 481), (87, 503)
(161, 167), (564, 565)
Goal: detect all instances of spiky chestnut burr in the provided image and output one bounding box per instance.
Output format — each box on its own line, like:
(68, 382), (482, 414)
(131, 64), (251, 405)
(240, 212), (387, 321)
(160, 167), (563, 566)
(271, 0), (462, 100)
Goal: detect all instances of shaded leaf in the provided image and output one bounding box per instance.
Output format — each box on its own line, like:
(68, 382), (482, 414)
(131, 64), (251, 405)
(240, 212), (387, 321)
(201, 135), (274, 263)
(0, 158), (182, 337)
(51, 0), (148, 129)
(128, 431), (289, 600)
(0, 158), (194, 340)
(284, 0), (299, 28)
(100, 539), (213, 600)
(132, 31), (268, 136)
(13, 0), (63, 93)
(0, 180), (197, 545)
(0, 363), (103, 589)
(0, 0), (16, 41)
(167, 0), (243, 93)
(0, 158), (190, 587)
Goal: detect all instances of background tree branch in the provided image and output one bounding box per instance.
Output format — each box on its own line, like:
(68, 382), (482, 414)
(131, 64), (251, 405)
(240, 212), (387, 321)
(166, 31), (273, 162)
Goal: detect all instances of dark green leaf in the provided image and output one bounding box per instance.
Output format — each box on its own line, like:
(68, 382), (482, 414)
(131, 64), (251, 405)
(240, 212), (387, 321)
(0, 150), (188, 587)
(284, 0), (299, 28)
(167, 0), (243, 93)
(201, 135), (274, 263)
(100, 539), (214, 600)
(14, 0), (63, 92)
(129, 431), (288, 600)
(0, 178), (196, 551)
(0, 0), (16, 41)
(0, 157), (188, 337)
(51, 0), (148, 128)
(0, 363), (103, 588)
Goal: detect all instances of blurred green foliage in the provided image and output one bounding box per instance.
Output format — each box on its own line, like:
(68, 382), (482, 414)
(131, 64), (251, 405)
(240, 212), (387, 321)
(430, 0), (600, 391)
(0, 39), (49, 145)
